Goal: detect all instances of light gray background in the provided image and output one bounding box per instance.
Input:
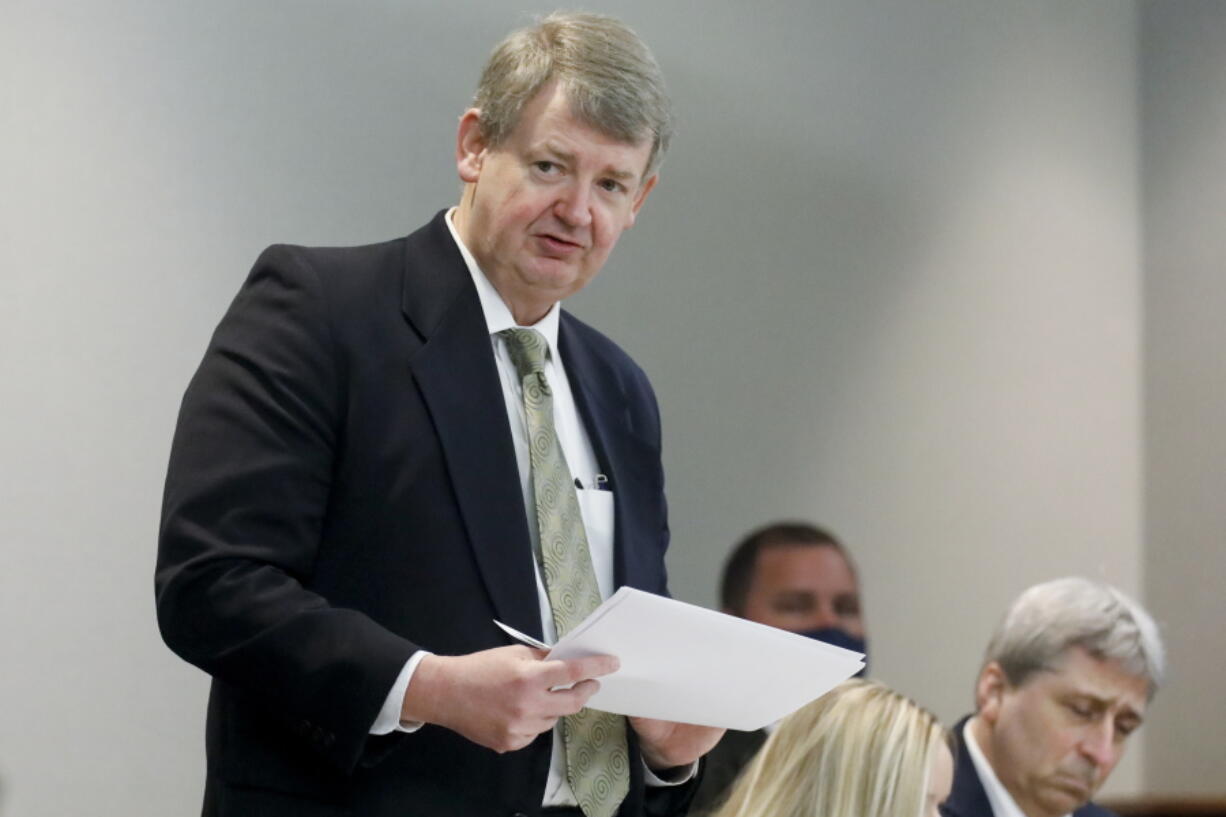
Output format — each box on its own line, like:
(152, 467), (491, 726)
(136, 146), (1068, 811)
(2, 1), (1222, 814)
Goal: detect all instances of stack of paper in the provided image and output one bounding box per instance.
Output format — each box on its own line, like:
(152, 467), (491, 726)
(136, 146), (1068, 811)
(496, 586), (864, 730)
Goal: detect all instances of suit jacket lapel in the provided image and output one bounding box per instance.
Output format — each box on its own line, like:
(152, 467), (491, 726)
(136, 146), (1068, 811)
(559, 315), (658, 593)
(401, 212), (542, 640)
(943, 716), (995, 817)
(943, 716), (1107, 817)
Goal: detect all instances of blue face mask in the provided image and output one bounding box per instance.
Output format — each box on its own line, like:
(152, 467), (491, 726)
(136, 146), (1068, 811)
(798, 627), (868, 677)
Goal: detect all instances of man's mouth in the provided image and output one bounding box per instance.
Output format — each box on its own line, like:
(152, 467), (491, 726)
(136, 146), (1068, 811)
(536, 233), (584, 256)
(1052, 771), (1095, 800)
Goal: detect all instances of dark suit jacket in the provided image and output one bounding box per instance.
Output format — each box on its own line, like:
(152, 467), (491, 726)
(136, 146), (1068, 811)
(688, 729), (767, 815)
(942, 716), (1118, 817)
(156, 210), (690, 817)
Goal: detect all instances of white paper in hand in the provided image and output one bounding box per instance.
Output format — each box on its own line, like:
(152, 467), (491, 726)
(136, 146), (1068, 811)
(497, 587), (863, 730)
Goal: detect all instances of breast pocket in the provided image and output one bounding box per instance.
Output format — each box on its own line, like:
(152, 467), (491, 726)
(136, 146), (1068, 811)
(575, 488), (616, 601)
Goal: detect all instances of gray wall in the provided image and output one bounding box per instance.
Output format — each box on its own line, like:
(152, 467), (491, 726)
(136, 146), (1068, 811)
(574, 0), (1150, 796)
(1, 2), (1216, 814)
(1141, 0), (1226, 794)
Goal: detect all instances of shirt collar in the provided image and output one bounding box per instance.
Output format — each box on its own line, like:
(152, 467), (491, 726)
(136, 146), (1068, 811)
(963, 718), (1072, 817)
(445, 207), (562, 359)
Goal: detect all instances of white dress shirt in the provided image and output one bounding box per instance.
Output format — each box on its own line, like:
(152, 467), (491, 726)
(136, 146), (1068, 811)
(371, 210), (684, 805)
(963, 718), (1071, 817)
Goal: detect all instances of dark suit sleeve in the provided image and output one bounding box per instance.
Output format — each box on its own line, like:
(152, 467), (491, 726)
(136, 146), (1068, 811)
(629, 368), (697, 817)
(155, 245), (417, 773)
(643, 372), (671, 599)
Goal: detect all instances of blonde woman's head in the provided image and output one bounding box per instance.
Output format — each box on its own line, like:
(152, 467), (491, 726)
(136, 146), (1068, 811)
(712, 679), (952, 817)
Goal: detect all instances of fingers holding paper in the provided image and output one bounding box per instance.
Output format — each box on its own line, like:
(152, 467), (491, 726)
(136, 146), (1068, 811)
(402, 645), (620, 753)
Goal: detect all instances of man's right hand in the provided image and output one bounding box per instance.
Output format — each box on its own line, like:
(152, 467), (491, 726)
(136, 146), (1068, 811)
(400, 645), (619, 753)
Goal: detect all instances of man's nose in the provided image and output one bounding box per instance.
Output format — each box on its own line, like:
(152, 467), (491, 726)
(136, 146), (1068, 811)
(810, 604), (841, 631)
(1077, 721), (1118, 770)
(554, 181), (593, 228)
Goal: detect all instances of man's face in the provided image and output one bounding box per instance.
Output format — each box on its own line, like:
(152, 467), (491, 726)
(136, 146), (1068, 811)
(976, 647), (1149, 817)
(735, 544), (865, 637)
(453, 80), (657, 324)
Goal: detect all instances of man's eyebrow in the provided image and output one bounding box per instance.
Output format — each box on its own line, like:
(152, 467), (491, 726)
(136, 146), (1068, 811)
(539, 142), (639, 181)
(1068, 691), (1113, 708)
(540, 143), (576, 164)
(773, 590), (817, 601)
(602, 167), (637, 181)
(1066, 690), (1146, 720)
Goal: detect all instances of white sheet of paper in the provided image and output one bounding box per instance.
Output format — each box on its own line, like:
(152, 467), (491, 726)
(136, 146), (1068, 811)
(498, 586), (864, 730)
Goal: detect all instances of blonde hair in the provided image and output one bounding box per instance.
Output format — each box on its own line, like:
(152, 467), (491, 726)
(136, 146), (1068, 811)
(710, 679), (947, 817)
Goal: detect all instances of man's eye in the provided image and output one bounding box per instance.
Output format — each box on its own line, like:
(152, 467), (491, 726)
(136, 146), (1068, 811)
(834, 597), (861, 617)
(534, 161), (557, 173)
(1067, 702), (1094, 719)
(598, 179), (624, 193)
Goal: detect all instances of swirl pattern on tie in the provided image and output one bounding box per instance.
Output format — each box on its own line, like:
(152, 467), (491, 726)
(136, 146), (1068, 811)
(498, 327), (630, 817)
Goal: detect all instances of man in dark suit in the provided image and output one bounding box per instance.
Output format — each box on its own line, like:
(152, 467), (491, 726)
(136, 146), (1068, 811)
(156, 12), (721, 817)
(941, 578), (1165, 817)
(690, 522), (867, 813)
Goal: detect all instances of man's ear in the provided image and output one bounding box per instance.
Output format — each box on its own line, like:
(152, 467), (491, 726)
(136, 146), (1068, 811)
(625, 173), (658, 228)
(976, 662), (1009, 725)
(456, 108), (487, 183)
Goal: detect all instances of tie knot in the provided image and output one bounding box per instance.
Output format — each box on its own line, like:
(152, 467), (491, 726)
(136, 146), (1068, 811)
(499, 328), (549, 379)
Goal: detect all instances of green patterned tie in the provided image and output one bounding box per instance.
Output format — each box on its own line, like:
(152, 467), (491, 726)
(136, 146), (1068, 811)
(499, 328), (629, 817)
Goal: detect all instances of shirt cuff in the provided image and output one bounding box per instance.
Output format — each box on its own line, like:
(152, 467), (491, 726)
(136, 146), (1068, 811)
(369, 650), (431, 735)
(642, 758), (700, 787)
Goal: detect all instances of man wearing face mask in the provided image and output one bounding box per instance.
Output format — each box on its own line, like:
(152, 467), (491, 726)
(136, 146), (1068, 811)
(690, 522), (868, 813)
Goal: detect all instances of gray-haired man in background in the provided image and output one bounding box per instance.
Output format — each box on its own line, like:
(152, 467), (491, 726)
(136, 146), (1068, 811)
(942, 578), (1165, 817)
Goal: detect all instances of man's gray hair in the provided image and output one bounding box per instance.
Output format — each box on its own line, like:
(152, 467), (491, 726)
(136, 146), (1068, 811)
(472, 11), (673, 179)
(983, 577), (1166, 698)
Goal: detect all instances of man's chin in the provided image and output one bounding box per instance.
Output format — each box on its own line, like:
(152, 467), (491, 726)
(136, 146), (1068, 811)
(521, 258), (593, 296)
(1041, 776), (1095, 812)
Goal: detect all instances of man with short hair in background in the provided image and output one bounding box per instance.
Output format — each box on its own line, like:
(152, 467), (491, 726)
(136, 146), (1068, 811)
(942, 577), (1165, 817)
(690, 521), (868, 813)
(156, 12), (721, 817)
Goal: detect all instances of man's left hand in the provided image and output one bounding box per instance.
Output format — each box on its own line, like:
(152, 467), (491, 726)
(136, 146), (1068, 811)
(628, 717), (725, 771)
